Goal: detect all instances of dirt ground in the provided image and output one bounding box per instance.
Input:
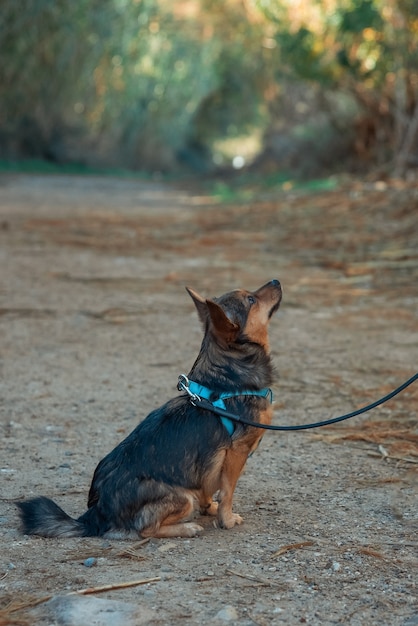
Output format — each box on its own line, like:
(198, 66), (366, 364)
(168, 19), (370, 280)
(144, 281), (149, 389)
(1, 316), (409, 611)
(0, 173), (417, 625)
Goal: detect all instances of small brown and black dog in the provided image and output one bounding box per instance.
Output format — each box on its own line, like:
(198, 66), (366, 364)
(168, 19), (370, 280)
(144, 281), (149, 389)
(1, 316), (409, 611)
(17, 279), (282, 538)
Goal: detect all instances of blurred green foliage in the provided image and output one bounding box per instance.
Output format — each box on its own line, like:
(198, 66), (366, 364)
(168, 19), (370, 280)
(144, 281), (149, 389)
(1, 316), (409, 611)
(0, 0), (269, 171)
(259, 0), (418, 172)
(0, 0), (417, 174)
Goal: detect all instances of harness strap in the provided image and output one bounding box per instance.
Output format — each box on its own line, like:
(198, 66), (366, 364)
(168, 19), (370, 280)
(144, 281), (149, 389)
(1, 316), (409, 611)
(180, 377), (273, 436)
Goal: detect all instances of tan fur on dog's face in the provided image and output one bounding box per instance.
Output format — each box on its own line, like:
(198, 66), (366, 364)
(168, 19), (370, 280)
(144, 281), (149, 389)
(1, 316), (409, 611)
(241, 281), (282, 350)
(213, 281), (282, 350)
(187, 280), (282, 350)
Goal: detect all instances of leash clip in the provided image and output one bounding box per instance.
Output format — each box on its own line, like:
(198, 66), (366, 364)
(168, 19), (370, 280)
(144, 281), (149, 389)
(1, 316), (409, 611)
(177, 374), (201, 406)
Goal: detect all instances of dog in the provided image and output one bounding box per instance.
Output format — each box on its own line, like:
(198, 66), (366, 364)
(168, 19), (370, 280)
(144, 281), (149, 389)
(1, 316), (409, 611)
(17, 279), (282, 538)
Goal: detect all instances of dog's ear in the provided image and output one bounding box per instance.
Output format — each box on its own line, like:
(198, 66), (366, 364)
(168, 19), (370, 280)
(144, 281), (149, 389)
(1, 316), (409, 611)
(186, 287), (209, 325)
(186, 287), (239, 342)
(206, 299), (239, 343)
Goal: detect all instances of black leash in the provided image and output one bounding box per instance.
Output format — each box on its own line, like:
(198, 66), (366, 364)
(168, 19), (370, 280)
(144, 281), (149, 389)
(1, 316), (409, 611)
(183, 372), (418, 432)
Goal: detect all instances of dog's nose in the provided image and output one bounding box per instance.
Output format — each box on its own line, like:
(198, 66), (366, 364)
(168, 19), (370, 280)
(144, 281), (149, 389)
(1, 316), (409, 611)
(270, 279), (281, 288)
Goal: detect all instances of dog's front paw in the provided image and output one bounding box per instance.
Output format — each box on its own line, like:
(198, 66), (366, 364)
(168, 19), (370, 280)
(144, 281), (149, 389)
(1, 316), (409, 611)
(201, 501), (218, 516)
(217, 513), (243, 529)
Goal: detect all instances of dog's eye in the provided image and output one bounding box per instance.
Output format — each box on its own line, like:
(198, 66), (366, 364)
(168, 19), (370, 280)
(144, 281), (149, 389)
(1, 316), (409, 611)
(247, 295), (256, 305)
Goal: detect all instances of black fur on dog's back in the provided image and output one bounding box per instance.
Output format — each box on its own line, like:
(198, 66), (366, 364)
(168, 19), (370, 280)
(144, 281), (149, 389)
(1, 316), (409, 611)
(18, 279), (282, 538)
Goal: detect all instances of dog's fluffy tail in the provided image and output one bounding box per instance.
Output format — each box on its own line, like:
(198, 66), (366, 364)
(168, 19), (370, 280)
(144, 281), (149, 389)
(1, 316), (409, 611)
(17, 497), (87, 538)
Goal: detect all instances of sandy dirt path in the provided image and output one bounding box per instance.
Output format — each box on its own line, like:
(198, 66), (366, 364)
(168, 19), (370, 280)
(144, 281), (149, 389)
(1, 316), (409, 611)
(0, 173), (417, 625)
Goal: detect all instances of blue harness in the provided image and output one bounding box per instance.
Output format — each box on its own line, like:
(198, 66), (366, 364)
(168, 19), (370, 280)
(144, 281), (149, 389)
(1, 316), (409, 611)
(185, 378), (273, 436)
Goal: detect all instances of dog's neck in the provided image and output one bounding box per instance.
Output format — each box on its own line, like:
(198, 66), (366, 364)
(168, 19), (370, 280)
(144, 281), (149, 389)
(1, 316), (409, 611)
(187, 334), (275, 393)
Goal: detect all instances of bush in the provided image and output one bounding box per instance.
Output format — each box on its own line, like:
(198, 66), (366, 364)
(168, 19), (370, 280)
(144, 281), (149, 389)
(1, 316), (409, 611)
(0, 0), (270, 172)
(259, 0), (418, 174)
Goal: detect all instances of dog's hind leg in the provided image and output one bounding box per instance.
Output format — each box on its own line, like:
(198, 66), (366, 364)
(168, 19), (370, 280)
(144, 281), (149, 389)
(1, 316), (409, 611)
(140, 490), (203, 538)
(149, 522), (204, 538)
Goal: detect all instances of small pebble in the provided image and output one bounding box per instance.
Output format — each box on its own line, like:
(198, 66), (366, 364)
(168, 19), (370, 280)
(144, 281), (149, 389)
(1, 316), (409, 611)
(83, 557), (97, 568)
(157, 541), (177, 552)
(216, 605), (238, 621)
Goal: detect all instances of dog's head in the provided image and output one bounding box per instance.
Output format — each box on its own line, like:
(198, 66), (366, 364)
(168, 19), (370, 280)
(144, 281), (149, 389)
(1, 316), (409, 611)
(186, 280), (282, 350)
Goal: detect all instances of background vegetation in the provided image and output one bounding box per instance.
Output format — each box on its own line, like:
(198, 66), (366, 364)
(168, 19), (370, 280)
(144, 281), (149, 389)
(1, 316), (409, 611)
(0, 0), (417, 176)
